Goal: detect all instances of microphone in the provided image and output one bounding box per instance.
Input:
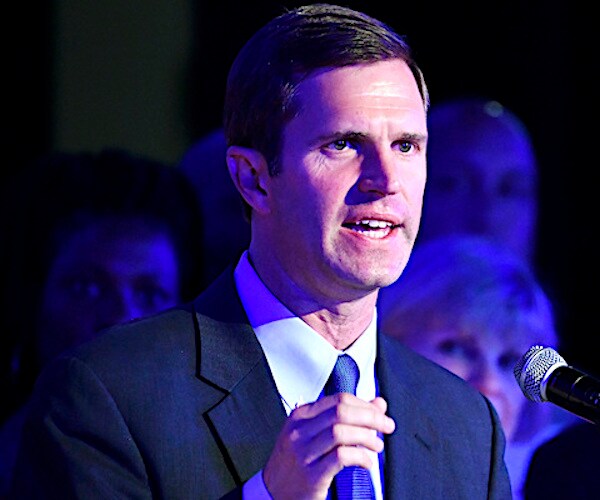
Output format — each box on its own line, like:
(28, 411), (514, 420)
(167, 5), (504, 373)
(514, 345), (600, 426)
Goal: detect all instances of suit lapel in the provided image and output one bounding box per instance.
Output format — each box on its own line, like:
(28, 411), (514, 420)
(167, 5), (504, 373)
(378, 334), (443, 498)
(206, 358), (286, 482)
(193, 269), (287, 484)
(191, 271), (443, 492)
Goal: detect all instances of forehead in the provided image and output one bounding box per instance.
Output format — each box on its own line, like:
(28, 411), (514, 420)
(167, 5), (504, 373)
(51, 218), (177, 270)
(293, 59), (426, 125)
(427, 112), (537, 176)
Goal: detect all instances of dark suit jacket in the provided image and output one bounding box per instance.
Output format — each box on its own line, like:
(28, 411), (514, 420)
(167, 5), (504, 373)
(524, 421), (600, 499)
(10, 269), (511, 499)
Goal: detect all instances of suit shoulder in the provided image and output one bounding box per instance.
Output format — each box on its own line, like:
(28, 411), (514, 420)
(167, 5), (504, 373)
(62, 304), (197, 371)
(380, 333), (494, 415)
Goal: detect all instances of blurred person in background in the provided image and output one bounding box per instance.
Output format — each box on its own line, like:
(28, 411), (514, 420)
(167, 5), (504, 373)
(178, 128), (250, 288)
(0, 148), (204, 494)
(377, 235), (578, 499)
(419, 96), (539, 266)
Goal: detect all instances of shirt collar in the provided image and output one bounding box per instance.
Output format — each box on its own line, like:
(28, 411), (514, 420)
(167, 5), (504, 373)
(234, 251), (377, 413)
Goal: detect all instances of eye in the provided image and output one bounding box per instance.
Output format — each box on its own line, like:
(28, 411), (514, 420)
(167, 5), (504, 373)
(135, 285), (175, 312)
(429, 171), (470, 196)
(325, 138), (357, 152)
(498, 352), (521, 371)
(498, 176), (536, 200)
(398, 141), (414, 153)
(66, 278), (103, 301)
(332, 139), (348, 151)
(393, 134), (424, 155)
(322, 132), (364, 155)
(437, 339), (472, 359)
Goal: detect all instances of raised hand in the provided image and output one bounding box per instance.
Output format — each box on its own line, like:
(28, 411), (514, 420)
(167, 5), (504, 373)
(263, 394), (395, 499)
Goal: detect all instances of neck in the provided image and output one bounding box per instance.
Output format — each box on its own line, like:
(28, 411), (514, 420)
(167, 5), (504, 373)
(248, 245), (379, 350)
(301, 302), (377, 350)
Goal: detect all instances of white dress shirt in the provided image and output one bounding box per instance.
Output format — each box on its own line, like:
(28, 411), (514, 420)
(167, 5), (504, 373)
(235, 251), (383, 499)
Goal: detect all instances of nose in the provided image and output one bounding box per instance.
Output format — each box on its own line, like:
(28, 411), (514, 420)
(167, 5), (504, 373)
(462, 185), (497, 234)
(468, 360), (504, 396)
(96, 290), (144, 332)
(358, 148), (402, 197)
(466, 206), (493, 235)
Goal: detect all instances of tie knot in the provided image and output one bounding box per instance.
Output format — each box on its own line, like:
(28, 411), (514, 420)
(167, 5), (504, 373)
(325, 354), (360, 396)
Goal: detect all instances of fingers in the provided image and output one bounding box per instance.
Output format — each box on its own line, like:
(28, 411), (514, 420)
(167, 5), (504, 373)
(263, 394), (394, 499)
(371, 396), (388, 413)
(287, 394), (394, 465)
(293, 393), (395, 436)
(310, 440), (375, 479)
(304, 419), (384, 467)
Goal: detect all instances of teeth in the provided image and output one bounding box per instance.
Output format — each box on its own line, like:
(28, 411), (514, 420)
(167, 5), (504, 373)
(357, 219), (392, 228)
(346, 219), (394, 239)
(358, 229), (390, 239)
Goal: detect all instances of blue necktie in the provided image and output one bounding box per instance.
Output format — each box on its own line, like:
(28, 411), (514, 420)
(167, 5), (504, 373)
(325, 354), (376, 500)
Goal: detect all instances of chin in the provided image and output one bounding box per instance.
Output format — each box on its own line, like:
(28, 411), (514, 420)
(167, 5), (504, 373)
(379, 257), (409, 285)
(355, 265), (403, 290)
(375, 272), (403, 289)
(332, 250), (408, 290)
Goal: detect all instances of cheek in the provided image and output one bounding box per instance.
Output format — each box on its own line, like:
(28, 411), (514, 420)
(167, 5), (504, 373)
(436, 358), (470, 379)
(504, 399), (525, 435)
(38, 281), (75, 327)
(496, 376), (527, 432)
(272, 168), (319, 211)
(411, 180), (425, 204)
(36, 301), (97, 365)
(503, 374), (526, 403)
(38, 275), (106, 340)
(39, 294), (97, 338)
(410, 177), (427, 216)
(282, 178), (341, 232)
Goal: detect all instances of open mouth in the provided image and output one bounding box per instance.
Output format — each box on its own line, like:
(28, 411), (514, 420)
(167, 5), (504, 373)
(342, 219), (398, 239)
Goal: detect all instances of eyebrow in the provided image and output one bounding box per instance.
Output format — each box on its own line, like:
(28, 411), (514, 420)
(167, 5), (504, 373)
(315, 130), (427, 145)
(400, 132), (428, 143)
(314, 130), (367, 144)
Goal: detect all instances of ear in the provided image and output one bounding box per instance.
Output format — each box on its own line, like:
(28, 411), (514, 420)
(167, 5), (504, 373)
(226, 146), (271, 215)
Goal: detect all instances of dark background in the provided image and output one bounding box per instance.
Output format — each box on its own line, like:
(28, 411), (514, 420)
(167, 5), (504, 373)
(4, 1), (597, 376)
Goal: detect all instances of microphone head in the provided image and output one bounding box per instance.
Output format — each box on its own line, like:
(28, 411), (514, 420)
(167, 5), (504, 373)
(514, 345), (567, 402)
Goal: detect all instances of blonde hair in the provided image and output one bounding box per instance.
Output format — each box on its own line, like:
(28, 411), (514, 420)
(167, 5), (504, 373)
(378, 235), (557, 348)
